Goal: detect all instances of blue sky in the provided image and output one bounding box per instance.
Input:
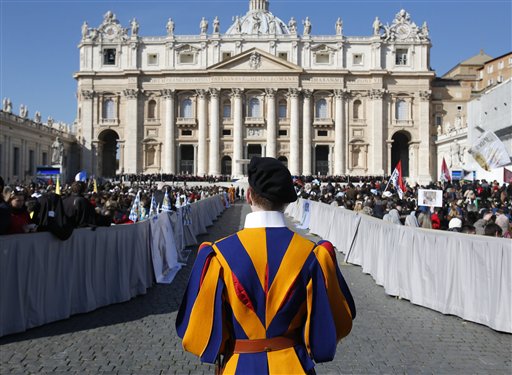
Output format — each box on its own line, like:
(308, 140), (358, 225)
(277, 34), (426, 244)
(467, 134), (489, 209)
(1, 0), (510, 126)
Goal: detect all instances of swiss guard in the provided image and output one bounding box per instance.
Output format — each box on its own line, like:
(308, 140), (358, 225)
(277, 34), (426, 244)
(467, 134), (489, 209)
(176, 157), (356, 374)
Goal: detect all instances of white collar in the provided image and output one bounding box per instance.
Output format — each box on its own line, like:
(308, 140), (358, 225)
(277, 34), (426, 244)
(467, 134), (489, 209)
(244, 211), (287, 228)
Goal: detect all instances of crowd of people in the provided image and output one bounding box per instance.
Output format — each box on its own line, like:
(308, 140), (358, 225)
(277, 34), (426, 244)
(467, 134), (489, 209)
(293, 178), (511, 238)
(1, 173), (510, 239)
(0, 175), (233, 239)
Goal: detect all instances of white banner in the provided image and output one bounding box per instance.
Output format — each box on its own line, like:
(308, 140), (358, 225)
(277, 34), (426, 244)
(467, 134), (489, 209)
(418, 189), (443, 208)
(468, 131), (511, 171)
(150, 213), (182, 284)
(298, 200), (311, 229)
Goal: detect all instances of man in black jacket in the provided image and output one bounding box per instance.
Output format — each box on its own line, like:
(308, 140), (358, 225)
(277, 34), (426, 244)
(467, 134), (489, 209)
(63, 181), (96, 228)
(0, 176), (10, 235)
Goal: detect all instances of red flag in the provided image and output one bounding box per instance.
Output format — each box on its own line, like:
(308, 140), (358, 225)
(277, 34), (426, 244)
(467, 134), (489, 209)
(505, 168), (512, 184)
(440, 157), (451, 183)
(390, 161), (406, 199)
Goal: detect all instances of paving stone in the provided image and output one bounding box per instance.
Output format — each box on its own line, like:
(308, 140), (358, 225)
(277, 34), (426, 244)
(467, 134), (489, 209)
(0, 202), (510, 374)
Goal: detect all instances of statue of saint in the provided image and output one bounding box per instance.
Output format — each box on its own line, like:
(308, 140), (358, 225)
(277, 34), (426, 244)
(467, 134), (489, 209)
(437, 124), (442, 136)
(213, 16), (220, 34)
(450, 141), (462, 167)
(420, 21), (429, 38)
(200, 17), (208, 34)
(2, 98), (7, 112)
(303, 17), (312, 36)
(233, 16), (242, 33)
(131, 18), (139, 36)
(166, 18), (175, 36)
(47, 116), (54, 127)
(252, 14), (261, 34)
(288, 17), (297, 34)
(103, 11), (114, 23)
(34, 111), (42, 123)
(269, 17), (276, 34)
(336, 17), (343, 36)
(81, 21), (89, 40)
(19, 104), (28, 118)
(51, 137), (64, 165)
(6, 98), (12, 113)
(373, 16), (382, 35)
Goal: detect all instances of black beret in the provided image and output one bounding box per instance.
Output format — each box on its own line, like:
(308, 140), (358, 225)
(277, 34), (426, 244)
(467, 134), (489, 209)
(248, 157), (297, 203)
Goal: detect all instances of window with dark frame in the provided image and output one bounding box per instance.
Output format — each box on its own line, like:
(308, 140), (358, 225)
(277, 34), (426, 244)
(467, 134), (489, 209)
(103, 49), (116, 65)
(222, 129), (232, 136)
(278, 130), (287, 136)
(318, 130), (328, 137)
(181, 130), (193, 136)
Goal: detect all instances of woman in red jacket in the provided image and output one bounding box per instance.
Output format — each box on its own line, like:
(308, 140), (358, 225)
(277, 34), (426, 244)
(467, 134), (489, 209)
(7, 191), (33, 234)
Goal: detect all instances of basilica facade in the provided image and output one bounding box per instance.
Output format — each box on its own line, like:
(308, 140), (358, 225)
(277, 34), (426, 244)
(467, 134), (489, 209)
(75, 0), (435, 182)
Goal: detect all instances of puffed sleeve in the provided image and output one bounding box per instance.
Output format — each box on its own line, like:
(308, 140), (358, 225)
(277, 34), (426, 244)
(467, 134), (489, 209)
(304, 240), (356, 363)
(176, 242), (227, 364)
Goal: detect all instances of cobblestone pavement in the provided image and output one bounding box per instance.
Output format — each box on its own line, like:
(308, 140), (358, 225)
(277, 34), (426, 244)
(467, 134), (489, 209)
(1, 202), (511, 375)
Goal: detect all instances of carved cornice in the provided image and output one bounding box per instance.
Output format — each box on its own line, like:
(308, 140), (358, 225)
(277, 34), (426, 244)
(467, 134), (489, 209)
(302, 89), (313, 99)
(334, 88), (349, 100)
(287, 88), (301, 98)
(160, 89), (175, 99)
(196, 89), (209, 99)
(419, 90), (432, 101)
(81, 90), (95, 100)
(265, 88), (277, 98)
(368, 88), (388, 100)
(209, 88), (220, 98)
(123, 88), (139, 99)
(231, 88), (244, 98)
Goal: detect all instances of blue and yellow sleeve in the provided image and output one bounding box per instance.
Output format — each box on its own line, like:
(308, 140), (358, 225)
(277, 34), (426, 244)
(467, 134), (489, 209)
(304, 240), (355, 362)
(175, 242), (226, 364)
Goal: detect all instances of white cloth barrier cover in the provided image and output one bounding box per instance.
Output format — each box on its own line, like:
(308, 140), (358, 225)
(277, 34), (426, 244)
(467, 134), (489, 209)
(0, 195), (226, 337)
(286, 198), (512, 333)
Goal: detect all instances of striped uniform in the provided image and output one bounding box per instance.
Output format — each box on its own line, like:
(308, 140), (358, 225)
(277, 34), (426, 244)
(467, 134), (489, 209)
(176, 211), (355, 374)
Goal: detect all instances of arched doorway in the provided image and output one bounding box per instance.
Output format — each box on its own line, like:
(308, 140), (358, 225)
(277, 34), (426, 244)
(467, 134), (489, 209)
(391, 132), (410, 177)
(315, 145), (329, 175)
(278, 156), (288, 168)
(180, 145), (194, 174)
(98, 129), (119, 177)
(247, 144), (262, 159)
(221, 156), (232, 176)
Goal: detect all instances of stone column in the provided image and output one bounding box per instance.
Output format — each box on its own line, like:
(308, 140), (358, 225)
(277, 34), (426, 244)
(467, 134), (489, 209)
(334, 89), (347, 175)
(193, 144), (198, 175)
(265, 88), (277, 158)
(118, 141), (125, 174)
(386, 140), (393, 175)
(209, 88), (221, 176)
(288, 88), (301, 175)
(80, 90), (94, 174)
(232, 88), (244, 177)
(196, 89), (208, 176)
(370, 88), (386, 175)
(302, 90), (313, 176)
(161, 89), (176, 174)
(123, 88), (140, 173)
(418, 90), (432, 183)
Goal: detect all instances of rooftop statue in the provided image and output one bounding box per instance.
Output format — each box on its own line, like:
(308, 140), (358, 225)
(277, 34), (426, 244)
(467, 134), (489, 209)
(288, 17), (297, 34)
(336, 17), (343, 36)
(166, 18), (175, 36)
(200, 17), (208, 34)
(213, 16), (220, 34)
(303, 16), (311, 36)
(51, 136), (64, 166)
(81, 21), (89, 40)
(131, 18), (139, 36)
(34, 111), (42, 123)
(2, 97), (12, 113)
(373, 16), (382, 36)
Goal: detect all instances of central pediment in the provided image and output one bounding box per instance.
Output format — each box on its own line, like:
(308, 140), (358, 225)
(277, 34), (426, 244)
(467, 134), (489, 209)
(208, 48), (303, 73)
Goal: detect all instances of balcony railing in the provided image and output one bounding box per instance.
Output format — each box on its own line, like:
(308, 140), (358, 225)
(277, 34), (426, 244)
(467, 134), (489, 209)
(100, 118), (119, 126)
(245, 117), (266, 126)
(313, 118), (334, 128)
(177, 117), (197, 128)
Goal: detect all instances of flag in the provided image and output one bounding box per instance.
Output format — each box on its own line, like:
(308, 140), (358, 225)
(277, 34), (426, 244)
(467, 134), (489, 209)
(468, 131), (511, 171)
(149, 194), (158, 217)
(389, 161), (406, 199)
(505, 168), (512, 184)
(162, 189), (172, 212)
(439, 157), (451, 183)
(129, 191), (141, 223)
(93, 178), (98, 193)
(75, 170), (87, 182)
(55, 175), (61, 195)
